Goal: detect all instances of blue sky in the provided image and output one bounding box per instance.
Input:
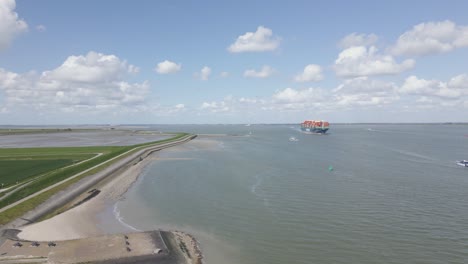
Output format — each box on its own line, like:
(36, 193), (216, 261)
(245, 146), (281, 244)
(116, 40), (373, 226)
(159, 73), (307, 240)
(1, 0), (468, 124)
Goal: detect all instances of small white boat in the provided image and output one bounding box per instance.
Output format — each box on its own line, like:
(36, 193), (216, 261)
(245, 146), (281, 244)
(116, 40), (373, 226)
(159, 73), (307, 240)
(456, 160), (468, 167)
(289, 136), (299, 142)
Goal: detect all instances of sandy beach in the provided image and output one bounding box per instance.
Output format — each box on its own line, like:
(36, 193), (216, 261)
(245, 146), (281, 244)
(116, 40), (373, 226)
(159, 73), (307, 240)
(0, 136), (205, 263)
(17, 141), (162, 241)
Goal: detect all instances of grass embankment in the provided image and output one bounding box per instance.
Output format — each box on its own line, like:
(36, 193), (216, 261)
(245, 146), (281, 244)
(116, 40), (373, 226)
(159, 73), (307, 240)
(0, 147), (117, 189)
(0, 133), (189, 225)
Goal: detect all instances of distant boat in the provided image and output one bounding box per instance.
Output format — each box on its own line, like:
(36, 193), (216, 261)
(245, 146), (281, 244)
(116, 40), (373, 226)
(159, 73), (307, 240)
(457, 160), (468, 167)
(245, 124), (251, 127)
(289, 136), (299, 142)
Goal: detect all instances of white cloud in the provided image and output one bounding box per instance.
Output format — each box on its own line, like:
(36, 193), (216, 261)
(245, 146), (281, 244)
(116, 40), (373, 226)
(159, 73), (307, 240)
(399, 75), (440, 95)
(272, 87), (325, 104)
(36, 24), (46, 32)
(399, 74), (468, 99)
(244, 65), (275, 78)
(239, 97), (258, 104)
(338, 33), (378, 49)
(197, 66), (211, 81)
(228, 26), (280, 53)
(333, 77), (399, 107)
(448, 73), (468, 89)
(199, 96), (265, 114)
(44, 51), (132, 83)
(334, 46), (415, 78)
(0, 52), (150, 114)
(127, 64), (140, 74)
(391, 20), (468, 56)
(201, 101), (229, 112)
(158, 103), (186, 115)
(334, 76), (397, 94)
(220, 71), (229, 78)
(294, 64), (323, 82)
(155, 60), (181, 74)
(0, 0), (28, 51)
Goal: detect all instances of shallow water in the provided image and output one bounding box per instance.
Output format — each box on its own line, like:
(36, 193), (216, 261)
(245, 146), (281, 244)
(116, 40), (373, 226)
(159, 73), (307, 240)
(0, 130), (169, 148)
(116, 124), (468, 264)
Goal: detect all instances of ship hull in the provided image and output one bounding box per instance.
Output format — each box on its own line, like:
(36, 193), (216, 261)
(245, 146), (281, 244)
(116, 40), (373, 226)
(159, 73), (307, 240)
(301, 127), (328, 134)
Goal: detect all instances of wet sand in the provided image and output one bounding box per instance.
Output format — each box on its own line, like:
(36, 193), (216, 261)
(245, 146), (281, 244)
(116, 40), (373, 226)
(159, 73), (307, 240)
(0, 135), (204, 263)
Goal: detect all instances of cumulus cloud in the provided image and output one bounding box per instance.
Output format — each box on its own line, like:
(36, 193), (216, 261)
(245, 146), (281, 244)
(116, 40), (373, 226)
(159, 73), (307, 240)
(334, 76), (397, 94)
(333, 77), (399, 107)
(0, 51), (149, 113)
(244, 65), (275, 78)
(228, 26), (280, 53)
(201, 101), (230, 112)
(155, 60), (181, 74)
(195, 72), (468, 118)
(199, 96), (266, 114)
(448, 74), (468, 89)
(0, 0), (28, 51)
(196, 66), (211, 80)
(334, 45), (415, 78)
(272, 87), (326, 104)
(44, 51), (132, 83)
(391, 20), (468, 56)
(338, 33), (378, 49)
(294, 64), (323, 82)
(399, 74), (468, 99)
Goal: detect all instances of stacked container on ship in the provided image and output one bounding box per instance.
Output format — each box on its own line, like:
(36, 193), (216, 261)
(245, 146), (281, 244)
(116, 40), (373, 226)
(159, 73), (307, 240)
(301, 120), (329, 134)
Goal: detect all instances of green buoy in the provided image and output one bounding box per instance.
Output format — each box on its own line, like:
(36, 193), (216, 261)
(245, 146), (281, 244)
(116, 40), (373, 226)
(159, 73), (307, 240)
(328, 165), (333, 172)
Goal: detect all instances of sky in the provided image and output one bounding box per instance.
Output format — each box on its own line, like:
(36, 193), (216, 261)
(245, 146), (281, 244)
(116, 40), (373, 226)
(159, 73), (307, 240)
(1, 0), (468, 124)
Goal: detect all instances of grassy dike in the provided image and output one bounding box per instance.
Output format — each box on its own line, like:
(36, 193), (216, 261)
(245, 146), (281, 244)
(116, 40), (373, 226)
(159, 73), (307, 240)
(0, 133), (189, 225)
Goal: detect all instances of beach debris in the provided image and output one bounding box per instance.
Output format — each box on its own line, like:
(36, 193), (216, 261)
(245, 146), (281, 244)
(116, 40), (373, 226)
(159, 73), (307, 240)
(328, 165), (334, 172)
(13, 242), (22, 248)
(154, 248), (163, 254)
(124, 235), (129, 239)
(126, 247), (131, 252)
(126, 241), (130, 245)
(48, 242), (56, 247)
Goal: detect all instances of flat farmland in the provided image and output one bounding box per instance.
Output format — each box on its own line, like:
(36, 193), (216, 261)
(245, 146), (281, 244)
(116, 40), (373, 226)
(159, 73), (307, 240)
(0, 132), (189, 225)
(0, 147), (105, 187)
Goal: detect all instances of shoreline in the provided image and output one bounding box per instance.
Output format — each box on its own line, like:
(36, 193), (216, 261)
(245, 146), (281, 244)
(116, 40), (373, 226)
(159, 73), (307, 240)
(0, 135), (203, 263)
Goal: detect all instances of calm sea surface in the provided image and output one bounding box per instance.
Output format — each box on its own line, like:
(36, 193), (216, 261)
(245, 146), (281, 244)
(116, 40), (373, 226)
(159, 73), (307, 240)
(116, 124), (468, 264)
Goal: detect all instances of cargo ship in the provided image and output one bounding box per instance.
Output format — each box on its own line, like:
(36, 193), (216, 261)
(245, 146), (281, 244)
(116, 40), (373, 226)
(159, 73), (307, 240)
(301, 120), (329, 134)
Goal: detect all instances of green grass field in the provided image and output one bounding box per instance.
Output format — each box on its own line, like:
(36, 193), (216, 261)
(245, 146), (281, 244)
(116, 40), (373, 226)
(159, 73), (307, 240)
(0, 159), (74, 186)
(0, 132), (189, 225)
(0, 147), (116, 188)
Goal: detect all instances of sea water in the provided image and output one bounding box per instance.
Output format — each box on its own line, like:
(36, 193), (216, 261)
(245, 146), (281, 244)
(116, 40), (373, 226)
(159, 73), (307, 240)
(114, 124), (468, 264)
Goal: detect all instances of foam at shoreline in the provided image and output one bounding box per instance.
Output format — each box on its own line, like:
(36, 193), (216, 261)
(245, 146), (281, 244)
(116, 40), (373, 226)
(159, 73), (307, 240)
(113, 202), (141, 232)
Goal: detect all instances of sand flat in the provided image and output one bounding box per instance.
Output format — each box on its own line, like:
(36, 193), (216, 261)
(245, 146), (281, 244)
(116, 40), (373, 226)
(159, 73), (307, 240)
(0, 130), (170, 148)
